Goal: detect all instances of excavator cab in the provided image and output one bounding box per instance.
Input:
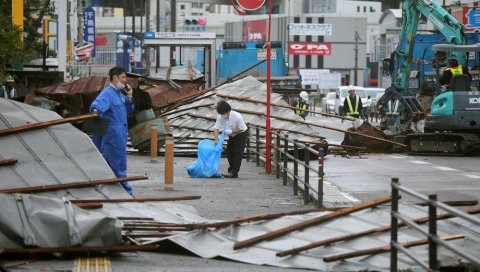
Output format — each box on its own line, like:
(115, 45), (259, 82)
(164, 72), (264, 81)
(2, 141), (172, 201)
(405, 44), (480, 155)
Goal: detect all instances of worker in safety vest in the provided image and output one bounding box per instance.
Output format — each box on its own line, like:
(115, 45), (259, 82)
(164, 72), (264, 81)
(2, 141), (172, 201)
(292, 91), (310, 120)
(0, 75), (17, 100)
(439, 54), (471, 88)
(384, 98), (402, 127)
(343, 87), (363, 119)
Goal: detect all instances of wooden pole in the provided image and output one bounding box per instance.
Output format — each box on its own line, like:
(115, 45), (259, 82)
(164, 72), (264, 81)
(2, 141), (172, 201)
(150, 124), (158, 162)
(71, 195), (201, 204)
(0, 113), (98, 137)
(0, 175), (148, 194)
(231, 108), (406, 147)
(1, 244), (160, 255)
(276, 207), (480, 257)
(0, 158), (18, 166)
(164, 136), (174, 190)
(217, 93), (355, 121)
(233, 195), (391, 250)
(323, 234), (464, 262)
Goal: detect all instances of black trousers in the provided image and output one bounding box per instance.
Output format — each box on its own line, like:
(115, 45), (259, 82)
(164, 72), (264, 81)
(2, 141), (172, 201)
(226, 129), (248, 175)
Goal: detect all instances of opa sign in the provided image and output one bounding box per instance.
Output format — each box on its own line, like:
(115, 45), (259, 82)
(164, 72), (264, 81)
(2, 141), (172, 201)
(288, 42), (331, 55)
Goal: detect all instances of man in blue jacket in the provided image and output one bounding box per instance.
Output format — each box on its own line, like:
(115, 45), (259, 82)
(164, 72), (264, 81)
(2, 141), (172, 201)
(90, 67), (135, 195)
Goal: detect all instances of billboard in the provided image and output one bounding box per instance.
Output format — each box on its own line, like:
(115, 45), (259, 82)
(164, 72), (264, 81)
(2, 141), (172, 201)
(288, 42), (332, 55)
(451, 7), (480, 33)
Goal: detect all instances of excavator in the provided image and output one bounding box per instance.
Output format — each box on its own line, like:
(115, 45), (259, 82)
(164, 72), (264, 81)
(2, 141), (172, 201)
(378, 0), (480, 155)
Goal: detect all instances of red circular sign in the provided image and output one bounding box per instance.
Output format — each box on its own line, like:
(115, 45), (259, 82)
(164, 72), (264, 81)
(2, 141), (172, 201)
(236, 0), (265, 10)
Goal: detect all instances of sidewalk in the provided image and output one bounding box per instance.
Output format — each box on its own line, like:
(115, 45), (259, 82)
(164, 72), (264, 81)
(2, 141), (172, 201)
(126, 152), (358, 221)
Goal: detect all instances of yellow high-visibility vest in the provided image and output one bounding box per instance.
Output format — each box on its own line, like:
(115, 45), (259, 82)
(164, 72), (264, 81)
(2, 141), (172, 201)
(346, 96), (360, 115)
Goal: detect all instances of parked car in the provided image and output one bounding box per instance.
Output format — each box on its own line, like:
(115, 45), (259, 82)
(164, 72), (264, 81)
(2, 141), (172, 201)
(324, 92), (337, 113)
(365, 87), (385, 100)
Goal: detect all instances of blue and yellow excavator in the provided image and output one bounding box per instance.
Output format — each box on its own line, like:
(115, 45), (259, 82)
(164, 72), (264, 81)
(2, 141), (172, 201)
(379, 0), (480, 155)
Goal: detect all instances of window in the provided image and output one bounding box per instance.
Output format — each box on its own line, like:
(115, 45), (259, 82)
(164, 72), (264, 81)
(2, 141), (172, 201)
(363, 6), (366, 12)
(357, 6), (360, 12)
(180, 4), (185, 10)
(370, 6), (376, 12)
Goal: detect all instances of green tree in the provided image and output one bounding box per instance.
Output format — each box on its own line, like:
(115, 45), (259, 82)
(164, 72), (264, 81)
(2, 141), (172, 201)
(0, 0), (53, 83)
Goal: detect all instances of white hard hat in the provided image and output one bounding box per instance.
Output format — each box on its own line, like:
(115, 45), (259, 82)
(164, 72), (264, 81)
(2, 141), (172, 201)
(299, 91), (309, 101)
(5, 75), (14, 83)
(348, 85), (355, 92)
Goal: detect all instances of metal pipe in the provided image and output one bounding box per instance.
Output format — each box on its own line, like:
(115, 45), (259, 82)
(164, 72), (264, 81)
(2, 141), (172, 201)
(0, 175), (147, 194)
(0, 113), (98, 137)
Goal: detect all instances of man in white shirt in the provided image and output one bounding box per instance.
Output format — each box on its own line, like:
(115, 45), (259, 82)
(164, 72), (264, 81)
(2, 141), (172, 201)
(213, 100), (248, 178)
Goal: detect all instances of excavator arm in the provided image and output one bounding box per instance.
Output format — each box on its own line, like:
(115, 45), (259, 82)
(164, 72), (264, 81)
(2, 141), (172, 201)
(394, 0), (467, 94)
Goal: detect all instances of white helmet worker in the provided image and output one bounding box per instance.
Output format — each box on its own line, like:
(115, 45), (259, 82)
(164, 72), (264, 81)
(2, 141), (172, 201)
(299, 91), (309, 102)
(5, 75), (14, 83)
(347, 85), (356, 94)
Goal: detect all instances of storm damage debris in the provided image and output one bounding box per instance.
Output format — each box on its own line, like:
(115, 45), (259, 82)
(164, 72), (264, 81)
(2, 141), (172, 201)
(0, 193), (122, 249)
(342, 121), (403, 153)
(27, 70), (205, 117)
(163, 76), (329, 154)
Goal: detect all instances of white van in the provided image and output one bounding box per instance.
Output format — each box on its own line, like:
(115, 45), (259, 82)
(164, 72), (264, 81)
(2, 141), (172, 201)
(365, 87), (385, 100)
(335, 86), (369, 114)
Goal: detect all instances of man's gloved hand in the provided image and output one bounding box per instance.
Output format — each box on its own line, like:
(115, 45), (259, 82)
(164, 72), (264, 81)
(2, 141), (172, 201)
(224, 129), (232, 136)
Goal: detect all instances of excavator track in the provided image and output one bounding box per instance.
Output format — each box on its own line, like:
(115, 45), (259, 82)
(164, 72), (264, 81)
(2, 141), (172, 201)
(404, 133), (480, 156)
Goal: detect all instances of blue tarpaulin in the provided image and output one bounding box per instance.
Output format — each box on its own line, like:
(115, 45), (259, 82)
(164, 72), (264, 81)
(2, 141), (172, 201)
(187, 133), (225, 178)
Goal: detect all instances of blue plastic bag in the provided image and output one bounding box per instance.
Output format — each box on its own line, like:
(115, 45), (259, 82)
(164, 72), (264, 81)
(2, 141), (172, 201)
(187, 133), (225, 178)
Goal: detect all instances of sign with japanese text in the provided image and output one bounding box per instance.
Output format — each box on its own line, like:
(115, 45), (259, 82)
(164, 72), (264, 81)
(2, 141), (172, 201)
(288, 23), (332, 36)
(257, 49), (277, 60)
(288, 42), (332, 55)
(83, 7), (96, 57)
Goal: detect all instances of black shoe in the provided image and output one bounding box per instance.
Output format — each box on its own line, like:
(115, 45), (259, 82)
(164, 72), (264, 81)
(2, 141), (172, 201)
(222, 173), (238, 178)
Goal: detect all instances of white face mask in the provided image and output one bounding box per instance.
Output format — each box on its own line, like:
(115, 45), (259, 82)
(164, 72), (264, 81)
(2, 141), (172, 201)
(117, 82), (125, 91)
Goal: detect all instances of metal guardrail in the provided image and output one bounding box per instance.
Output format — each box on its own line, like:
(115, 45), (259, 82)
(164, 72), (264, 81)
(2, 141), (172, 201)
(246, 124), (325, 207)
(390, 178), (480, 271)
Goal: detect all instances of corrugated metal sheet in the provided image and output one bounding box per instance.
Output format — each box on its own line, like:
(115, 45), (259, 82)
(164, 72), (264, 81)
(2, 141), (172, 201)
(165, 76), (327, 153)
(0, 99), (208, 249)
(163, 204), (480, 270)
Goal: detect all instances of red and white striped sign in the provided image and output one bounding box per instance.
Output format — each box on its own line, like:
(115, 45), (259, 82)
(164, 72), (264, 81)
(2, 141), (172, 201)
(288, 42), (331, 55)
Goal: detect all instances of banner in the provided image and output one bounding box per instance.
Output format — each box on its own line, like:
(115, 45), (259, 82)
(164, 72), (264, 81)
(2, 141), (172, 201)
(83, 7), (96, 57)
(288, 42), (331, 55)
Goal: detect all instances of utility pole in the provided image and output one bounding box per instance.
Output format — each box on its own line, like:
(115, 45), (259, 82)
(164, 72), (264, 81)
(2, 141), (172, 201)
(170, 0), (176, 66)
(156, 0), (160, 73)
(146, 0), (150, 75)
(354, 30), (359, 86)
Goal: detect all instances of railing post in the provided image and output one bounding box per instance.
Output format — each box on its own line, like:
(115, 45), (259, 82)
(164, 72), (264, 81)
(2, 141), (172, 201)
(283, 135), (289, 186)
(429, 194), (438, 271)
(317, 148), (324, 207)
(256, 127), (260, 167)
(164, 136), (174, 191)
(390, 177), (399, 272)
(303, 144), (310, 204)
(293, 139), (299, 195)
(275, 131), (281, 179)
(150, 124), (158, 163)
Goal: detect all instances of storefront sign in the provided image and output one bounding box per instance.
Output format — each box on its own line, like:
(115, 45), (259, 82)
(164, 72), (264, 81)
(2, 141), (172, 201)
(288, 42), (331, 55)
(288, 23), (332, 36)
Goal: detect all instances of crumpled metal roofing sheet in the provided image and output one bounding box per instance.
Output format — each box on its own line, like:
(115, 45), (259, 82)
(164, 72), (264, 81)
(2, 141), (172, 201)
(0, 99), (210, 248)
(164, 204), (480, 270)
(0, 193), (122, 248)
(167, 76), (327, 152)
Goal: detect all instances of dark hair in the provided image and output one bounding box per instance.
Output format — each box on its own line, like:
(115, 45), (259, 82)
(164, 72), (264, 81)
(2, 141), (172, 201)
(216, 100), (231, 115)
(108, 66), (126, 81)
